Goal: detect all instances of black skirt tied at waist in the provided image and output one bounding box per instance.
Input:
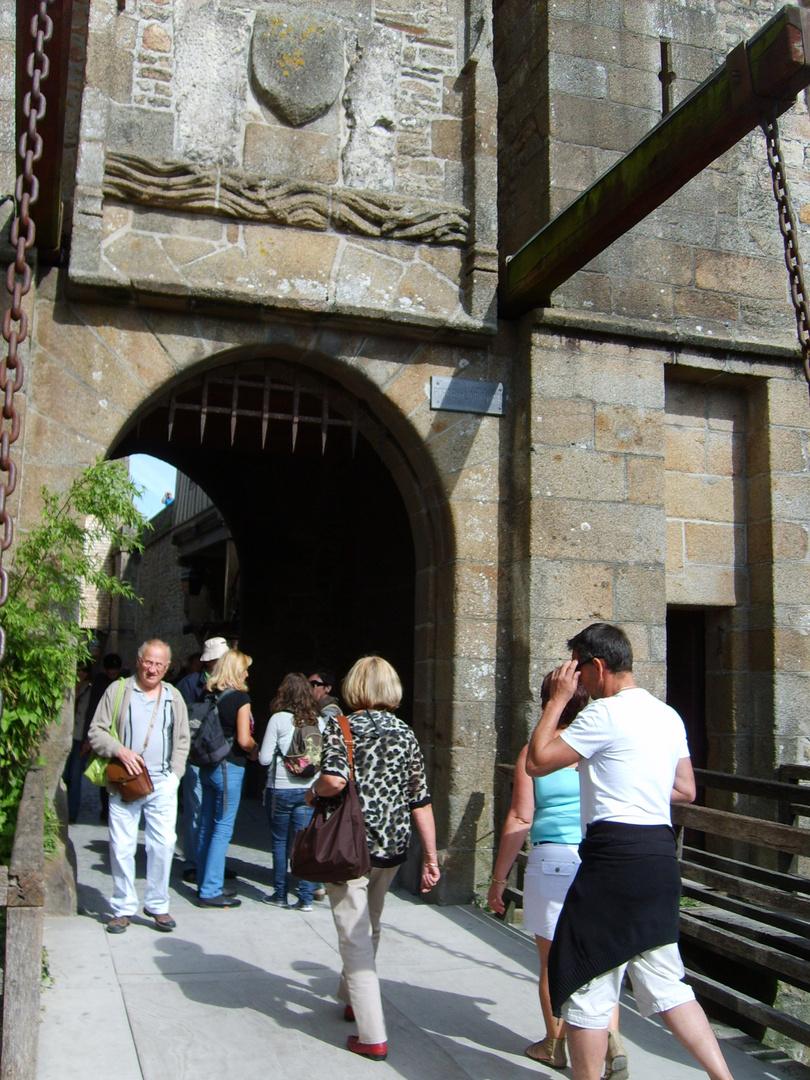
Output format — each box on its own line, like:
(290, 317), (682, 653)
(548, 820), (681, 1018)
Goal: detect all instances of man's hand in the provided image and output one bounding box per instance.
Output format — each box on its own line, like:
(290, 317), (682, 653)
(115, 746), (146, 776)
(548, 660), (580, 704)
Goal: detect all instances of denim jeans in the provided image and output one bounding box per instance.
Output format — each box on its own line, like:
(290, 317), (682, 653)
(63, 739), (87, 821)
(266, 786), (314, 903)
(182, 763), (202, 869)
(197, 761), (245, 900)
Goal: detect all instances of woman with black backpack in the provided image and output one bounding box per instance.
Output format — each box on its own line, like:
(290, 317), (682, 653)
(258, 672), (325, 910)
(196, 648), (258, 908)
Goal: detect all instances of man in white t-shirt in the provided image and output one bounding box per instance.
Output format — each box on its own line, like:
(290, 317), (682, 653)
(526, 623), (734, 1080)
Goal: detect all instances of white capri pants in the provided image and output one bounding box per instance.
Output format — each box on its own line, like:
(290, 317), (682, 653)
(523, 842), (580, 939)
(562, 943), (696, 1028)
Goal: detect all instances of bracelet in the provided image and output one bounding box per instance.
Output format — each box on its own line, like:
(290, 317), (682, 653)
(491, 876), (507, 885)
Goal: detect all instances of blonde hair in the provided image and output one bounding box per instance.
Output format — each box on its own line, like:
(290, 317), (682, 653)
(342, 655), (402, 712)
(208, 649), (252, 692)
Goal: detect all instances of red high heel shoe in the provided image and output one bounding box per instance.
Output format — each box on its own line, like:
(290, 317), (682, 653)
(347, 1035), (388, 1061)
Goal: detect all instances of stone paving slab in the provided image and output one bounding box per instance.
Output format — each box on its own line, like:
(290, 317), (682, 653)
(36, 785), (810, 1080)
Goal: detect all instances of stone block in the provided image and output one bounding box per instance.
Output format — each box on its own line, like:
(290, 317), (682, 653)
(108, 103), (174, 158)
(667, 519), (685, 574)
(664, 471), (736, 523)
(549, 54), (607, 99)
(549, 18), (621, 63)
(243, 124), (339, 184)
(773, 521), (810, 562)
(530, 497), (666, 565)
(684, 522), (742, 567)
(673, 286), (739, 325)
(431, 117), (462, 160)
(705, 430), (744, 478)
(398, 260), (462, 320)
(549, 94), (656, 153)
(667, 563), (737, 607)
(452, 562), (501, 620)
(594, 404), (663, 455)
(771, 473), (810, 522)
(614, 565), (666, 622)
(142, 23), (171, 52)
(549, 142), (599, 193)
(627, 455), (664, 505)
(768, 377), (810, 430)
(529, 445), (626, 502)
(665, 380), (706, 426)
(529, 559), (614, 622)
(551, 269), (613, 314)
(613, 278), (674, 322)
(608, 65), (661, 108)
(774, 628), (810, 673)
(531, 397), (594, 447)
(530, 338), (664, 410)
(695, 250), (787, 300)
(665, 424), (705, 473)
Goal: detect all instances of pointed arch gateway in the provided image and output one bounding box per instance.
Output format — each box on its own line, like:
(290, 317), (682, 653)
(110, 352), (450, 762)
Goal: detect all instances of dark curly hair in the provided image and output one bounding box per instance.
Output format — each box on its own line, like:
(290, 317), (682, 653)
(540, 670), (589, 728)
(270, 672), (319, 728)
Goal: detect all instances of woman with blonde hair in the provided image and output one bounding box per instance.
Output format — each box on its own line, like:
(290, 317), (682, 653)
(196, 648), (258, 908)
(258, 672), (325, 910)
(306, 655), (440, 1062)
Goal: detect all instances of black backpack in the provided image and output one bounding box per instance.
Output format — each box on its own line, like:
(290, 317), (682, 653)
(188, 688), (237, 767)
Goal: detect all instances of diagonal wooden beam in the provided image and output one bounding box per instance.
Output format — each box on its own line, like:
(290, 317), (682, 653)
(503, 4), (810, 316)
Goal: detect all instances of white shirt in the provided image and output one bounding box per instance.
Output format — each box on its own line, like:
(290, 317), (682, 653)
(560, 687), (689, 830)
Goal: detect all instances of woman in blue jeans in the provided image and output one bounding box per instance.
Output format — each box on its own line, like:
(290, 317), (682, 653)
(258, 673), (325, 910)
(196, 649), (258, 908)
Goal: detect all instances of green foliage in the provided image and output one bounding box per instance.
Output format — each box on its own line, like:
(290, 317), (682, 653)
(0, 459), (147, 860)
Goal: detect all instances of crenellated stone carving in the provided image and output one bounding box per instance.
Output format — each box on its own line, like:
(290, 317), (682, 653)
(103, 152), (469, 245)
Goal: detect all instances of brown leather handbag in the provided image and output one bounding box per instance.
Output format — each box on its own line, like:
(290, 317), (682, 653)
(106, 759), (154, 801)
(291, 715), (370, 883)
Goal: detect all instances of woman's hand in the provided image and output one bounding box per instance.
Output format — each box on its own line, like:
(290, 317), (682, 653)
(487, 878), (506, 914)
(421, 855), (440, 893)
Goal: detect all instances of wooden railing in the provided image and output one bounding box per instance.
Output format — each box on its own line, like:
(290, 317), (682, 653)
(492, 762), (810, 1048)
(1, 766), (46, 1080)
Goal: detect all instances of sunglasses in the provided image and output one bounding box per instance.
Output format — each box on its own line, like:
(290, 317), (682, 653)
(309, 679), (325, 688)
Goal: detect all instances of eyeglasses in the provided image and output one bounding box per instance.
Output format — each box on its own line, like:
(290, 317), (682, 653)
(309, 679), (325, 688)
(140, 658), (168, 671)
(575, 659), (593, 673)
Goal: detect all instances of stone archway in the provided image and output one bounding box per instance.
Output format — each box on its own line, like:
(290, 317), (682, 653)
(110, 355), (438, 730)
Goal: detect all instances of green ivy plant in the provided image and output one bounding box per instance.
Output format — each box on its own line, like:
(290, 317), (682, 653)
(0, 459), (147, 860)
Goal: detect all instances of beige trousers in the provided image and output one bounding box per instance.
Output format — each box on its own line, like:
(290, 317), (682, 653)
(326, 865), (399, 1045)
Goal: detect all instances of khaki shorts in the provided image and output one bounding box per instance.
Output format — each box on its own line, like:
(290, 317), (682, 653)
(561, 943), (695, 1028)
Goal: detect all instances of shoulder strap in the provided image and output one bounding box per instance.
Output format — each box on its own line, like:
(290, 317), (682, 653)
(336, 714), (355, 780)
(111, 677), (127, 741)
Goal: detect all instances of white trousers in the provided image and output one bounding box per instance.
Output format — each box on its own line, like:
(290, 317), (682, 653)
(326, 866), (399, 1045)
(108, 774), (179, 917)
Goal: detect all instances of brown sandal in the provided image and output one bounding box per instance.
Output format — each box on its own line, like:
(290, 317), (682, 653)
(526, 1036), (567, 1069)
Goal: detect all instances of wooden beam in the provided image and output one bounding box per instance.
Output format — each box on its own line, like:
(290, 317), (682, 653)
(672, 802), (810, 856)
(504, 4), (810, 315)
(685, 970), (810, 1047)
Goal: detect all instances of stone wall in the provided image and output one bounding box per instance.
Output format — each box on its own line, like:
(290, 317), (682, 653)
(494, 0), (809, 348)
(69, 0), (498, 328)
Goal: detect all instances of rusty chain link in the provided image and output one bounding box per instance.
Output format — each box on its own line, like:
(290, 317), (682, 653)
(0, 2), (55, 662)
(762, 115), (810, 400)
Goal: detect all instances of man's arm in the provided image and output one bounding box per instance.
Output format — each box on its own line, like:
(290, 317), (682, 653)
(525, 660), (582, 777)
(671, 756), (696, 804)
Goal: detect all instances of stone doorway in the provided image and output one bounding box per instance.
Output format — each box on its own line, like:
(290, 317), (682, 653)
(111, 357), (420, 722)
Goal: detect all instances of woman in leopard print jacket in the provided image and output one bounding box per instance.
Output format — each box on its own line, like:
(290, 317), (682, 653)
(306, 655), (440, 1061)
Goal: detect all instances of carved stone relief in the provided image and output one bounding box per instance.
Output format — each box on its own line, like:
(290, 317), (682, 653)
(250, 8), (344, 127)
(103, 152), (470, 245)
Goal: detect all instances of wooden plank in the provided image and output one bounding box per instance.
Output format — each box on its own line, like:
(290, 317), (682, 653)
(504, 4), (810, 313)
(681, 859), (810, 920)
(681, 894), (810, 959)
(778, 765), (810, 783)
(672, 804), (810, 857)
(685, 970), (810, 1047)
(680, 912), (810, 990)
(0, 906), (44, 1080)
(683, 845), (810, 896)
(7, 767), (45, 909)
(694, 769), (810, 807)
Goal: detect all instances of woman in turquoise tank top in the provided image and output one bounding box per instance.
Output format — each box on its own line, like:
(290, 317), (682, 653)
(488, 674), (627, 1078)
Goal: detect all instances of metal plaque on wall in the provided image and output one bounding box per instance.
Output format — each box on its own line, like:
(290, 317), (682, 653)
(429, 377), (503, 416)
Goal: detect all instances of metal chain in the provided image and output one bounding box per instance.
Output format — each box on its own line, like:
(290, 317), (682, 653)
(0, 1), (55, 662)
(762, 115), (810, 399)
